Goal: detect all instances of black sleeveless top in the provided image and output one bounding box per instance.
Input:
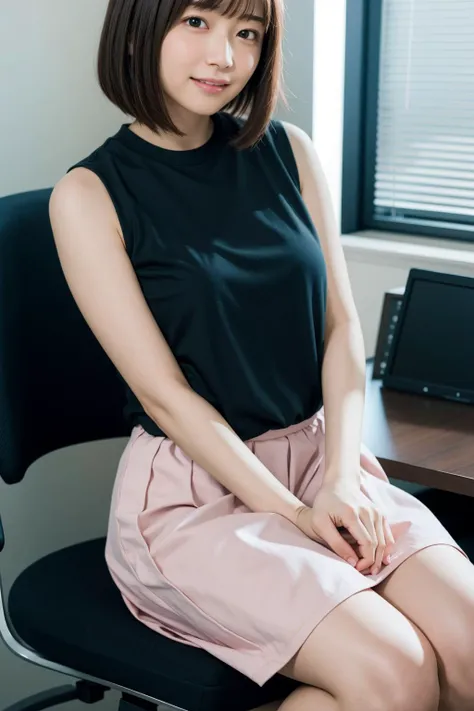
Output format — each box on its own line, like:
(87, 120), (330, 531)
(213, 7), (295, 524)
(66, 112), (327, 441)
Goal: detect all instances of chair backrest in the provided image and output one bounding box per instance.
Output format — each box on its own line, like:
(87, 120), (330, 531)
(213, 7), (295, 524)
(0, 188), (129, 485)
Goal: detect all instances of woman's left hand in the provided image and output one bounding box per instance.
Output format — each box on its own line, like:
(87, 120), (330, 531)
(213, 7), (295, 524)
(313, 481), (395, 575)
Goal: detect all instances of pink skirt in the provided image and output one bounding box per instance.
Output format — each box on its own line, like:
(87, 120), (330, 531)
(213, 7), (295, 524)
(105, 407), (468, 686)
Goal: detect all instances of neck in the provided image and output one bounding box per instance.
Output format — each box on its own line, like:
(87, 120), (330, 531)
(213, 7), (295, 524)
(129, 111), (215, 152)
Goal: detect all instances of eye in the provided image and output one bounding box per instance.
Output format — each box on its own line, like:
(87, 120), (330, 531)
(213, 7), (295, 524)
(183, 16), (260, 42)
(184, 16), (207, 29)
(238, 29), (260, 42)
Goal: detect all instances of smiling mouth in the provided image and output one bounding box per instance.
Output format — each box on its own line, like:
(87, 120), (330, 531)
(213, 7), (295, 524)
(192, 78), (230, 86)
(191, 78), (230, 93)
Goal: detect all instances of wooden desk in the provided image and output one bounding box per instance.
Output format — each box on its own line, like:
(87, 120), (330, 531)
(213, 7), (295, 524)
(363, 360), (474, 498)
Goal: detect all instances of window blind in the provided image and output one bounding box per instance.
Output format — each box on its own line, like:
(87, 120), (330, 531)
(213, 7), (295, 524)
(373, 0), (474, 236)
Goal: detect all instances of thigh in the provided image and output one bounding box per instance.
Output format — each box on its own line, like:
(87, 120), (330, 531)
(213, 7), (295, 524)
(374, 545), (474, 690)
(279, 589), (439, 708)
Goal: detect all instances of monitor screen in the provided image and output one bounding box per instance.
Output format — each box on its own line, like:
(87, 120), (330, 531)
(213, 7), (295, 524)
(383, 269), (474, 402)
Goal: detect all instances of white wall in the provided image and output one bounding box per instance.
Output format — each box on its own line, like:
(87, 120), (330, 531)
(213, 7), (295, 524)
(275, 0), (314, 135)
(0, 2), (123, 198)
(0, 1), (315, 708)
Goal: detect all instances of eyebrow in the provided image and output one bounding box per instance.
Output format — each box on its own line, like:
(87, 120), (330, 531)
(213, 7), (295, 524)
(240, 13), (265, 25)
(188, 3), (266, 25)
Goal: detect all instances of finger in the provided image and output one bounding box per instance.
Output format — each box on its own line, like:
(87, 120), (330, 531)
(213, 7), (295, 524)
(370, 515), (387, 573)
(340, 529), (365, 561)
(352, 512), (377, 572)
(342, 516), (375, 570)
(382, 518), (396, 564)
(338, 528), (359, 548)
(320, 521), (360, 565)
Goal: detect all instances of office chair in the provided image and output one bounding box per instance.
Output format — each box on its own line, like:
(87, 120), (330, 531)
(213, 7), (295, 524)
(1, 188), (472, 711)
(0, 188), (300, 711)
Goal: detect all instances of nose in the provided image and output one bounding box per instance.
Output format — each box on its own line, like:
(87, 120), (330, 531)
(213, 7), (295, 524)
(206, 33), (234, 69)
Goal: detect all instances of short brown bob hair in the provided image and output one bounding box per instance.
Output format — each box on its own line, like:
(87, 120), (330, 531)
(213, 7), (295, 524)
(97, 0), (288, 150)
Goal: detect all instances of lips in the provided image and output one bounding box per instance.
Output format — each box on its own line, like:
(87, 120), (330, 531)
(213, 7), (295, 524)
(192, 78), (229, 86)
(191, 78), (229, 94)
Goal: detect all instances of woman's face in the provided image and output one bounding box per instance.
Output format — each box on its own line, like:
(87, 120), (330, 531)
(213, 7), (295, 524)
(160, 1), (266, 116)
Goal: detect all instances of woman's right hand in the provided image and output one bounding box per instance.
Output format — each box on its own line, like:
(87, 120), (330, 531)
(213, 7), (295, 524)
(293, 502), (392, 574)
(293, 505), (360, 563)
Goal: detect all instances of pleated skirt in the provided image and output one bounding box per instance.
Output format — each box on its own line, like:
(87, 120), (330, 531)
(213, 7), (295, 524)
(105, 407), (468, 686)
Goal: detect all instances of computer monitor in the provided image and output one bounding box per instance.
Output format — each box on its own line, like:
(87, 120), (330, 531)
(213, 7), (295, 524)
(382, 268), (474, 404)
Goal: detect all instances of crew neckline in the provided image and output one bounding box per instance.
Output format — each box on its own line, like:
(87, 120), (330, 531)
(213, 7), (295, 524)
(113, 112), (226, 167)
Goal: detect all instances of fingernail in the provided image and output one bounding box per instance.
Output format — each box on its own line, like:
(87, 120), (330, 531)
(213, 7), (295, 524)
(347, 557), (358, 567)
(386, 555), (392, 564)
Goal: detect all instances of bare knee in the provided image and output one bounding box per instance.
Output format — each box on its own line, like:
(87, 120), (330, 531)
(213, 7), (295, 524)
(437, 632), (474, 711)
(363, 627), (440, 711)
(279, 591), (440, 711)
(327, 626), (440, 711)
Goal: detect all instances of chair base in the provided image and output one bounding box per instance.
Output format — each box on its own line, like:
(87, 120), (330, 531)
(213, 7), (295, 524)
(118, 694), (158, 711)
(2, 682), (108, 711)
(1, 682), (186, 711)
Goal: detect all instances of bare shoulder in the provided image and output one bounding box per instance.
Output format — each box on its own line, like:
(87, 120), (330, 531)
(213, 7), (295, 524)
(279, 121), (321, 195)
(279, 120), (332, 202)
(279, 120), (311, 146)
(280, 122), (360, 331)
(50, 167), (125, 248)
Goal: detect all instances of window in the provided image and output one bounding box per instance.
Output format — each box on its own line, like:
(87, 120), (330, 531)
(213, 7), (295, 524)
(342, 0), (474, 244)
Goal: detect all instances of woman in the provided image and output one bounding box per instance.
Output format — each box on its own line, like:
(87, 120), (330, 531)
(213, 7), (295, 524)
(49, 1), (474, 709)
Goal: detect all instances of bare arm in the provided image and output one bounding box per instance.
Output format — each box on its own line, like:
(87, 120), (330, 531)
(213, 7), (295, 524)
(283, 121), (366, 488)
(49, 169), (304, 524)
